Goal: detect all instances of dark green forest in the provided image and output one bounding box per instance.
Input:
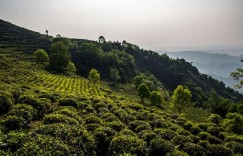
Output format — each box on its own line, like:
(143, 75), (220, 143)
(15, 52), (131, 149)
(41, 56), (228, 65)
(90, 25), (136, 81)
(0, 19), (243, 156)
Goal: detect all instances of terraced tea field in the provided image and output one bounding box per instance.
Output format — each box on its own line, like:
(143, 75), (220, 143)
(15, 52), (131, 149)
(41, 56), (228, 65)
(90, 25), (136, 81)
(17, 71), (110, 98)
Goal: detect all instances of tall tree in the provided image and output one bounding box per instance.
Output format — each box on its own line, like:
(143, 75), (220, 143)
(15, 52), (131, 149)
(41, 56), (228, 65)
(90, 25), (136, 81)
(110, 67), (121, 82)
(137, 84), (150, 104)
(171, 85), (192, 114)
(149, 91), (164, 107)
(49, 42), (70, 72)
(98, 36), (106, 43)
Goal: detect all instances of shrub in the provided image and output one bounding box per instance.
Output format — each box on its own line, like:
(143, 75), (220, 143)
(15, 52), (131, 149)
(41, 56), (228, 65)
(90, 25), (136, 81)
(222, 113), (243, 134)
(154, 128), (177, 140)
(176, 128), (191, 136)
(86, 123), (102, 131)
(2, 131), (27, 151)
(53, 106), (77, 112)
(119, 129), (136, 137)
(206, 135), (222, 144)
(18, 94), (37, 106)
(106, 121), (125, 132)
(93, 127), (109, 155)
(166, 150), (189, 156)
(172, 135), (193, 146)
(43, 114), (79, 125)
(11, 89), (22, 103)
(33, 123), (96, 155)
(198, 140), (210, 148)
(198, 132), (211, 140)
(39, 92), (60, 102)
(150, 119), (171, 129)
(92, 101), (107, 110)
(102, 113), (120, 122)
(197, 123), (208, 131)
(0, 94), (13, 114)
(208, 114), (222, 125)
(207, 125), (220, 136)
(181, 143), (206, 156)
(225, 141), (243, 154)
(149, 137), (175, 156)
(94, 126), (116, 144)
(129, 103), (144, 110)
(189, 135), (200, 143)
(129, 120), (151, 132)
(58, 98), (78, 108)
(7, 104), (35, 123)
(16, 134), (77, 156)
(217, 132), (225, 140)
(35, 98), (51, 119)
(113, 108), (133, 123)
(2, 116), (26, 130)
(182, 121), (193, 131)
(88, 69), (100, 82)
(34, 49), (49, 63)
(85, 115), (103, 125)
(53, 108), (80, 122)
(225, 135), (243, 144)
(138, 130), (156, 143)
(109, 135), (146, 155)
(190, 126), (202, 135)
(205, 144), (232, 156)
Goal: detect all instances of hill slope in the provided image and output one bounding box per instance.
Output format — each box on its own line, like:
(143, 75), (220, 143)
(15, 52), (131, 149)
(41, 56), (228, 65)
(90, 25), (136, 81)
(0, 19), (51, 52)
(166, 51), (243, 92)
(0, 19), (242, 104)
(0, 46), (243, 156)
(0, 19), (243, 156)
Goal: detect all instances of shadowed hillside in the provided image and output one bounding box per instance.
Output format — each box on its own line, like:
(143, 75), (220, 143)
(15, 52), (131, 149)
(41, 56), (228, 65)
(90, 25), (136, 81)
(0, 19), (51, 52)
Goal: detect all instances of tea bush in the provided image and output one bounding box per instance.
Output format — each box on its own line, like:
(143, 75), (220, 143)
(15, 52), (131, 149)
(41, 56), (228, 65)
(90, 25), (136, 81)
(109, 135), (146, 155)
(149, 137), (175, 156)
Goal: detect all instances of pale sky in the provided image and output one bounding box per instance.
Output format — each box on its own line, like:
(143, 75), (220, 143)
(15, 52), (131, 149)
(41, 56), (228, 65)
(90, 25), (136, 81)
(0, 0), (243, 50)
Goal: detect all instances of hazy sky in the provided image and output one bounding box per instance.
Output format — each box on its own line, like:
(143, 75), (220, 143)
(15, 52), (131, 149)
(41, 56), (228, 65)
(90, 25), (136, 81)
(0, 0), (243, 50)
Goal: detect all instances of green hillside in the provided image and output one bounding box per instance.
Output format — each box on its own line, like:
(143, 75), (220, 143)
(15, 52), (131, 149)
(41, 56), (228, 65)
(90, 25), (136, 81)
(0, 19), (243, 156)
(0, 19), (51, 52)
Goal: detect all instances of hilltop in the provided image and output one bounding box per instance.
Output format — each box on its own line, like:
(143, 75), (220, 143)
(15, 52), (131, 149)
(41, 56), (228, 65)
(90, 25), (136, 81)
(0, 19), (243, 156)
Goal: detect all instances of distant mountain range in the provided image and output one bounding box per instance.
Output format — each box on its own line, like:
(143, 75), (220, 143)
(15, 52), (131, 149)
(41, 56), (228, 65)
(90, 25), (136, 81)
(159, 51), (243, 93)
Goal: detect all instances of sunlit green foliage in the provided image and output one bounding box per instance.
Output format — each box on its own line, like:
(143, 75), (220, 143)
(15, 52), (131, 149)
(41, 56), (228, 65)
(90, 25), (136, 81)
(34, 49), (49, 64)
(223, 113), (243, 134)
(171, 85), (192, 114)
(66, 62), (76, 74)
(0, 21), (243, 156)
(149, 91), (163, 107)
(88, 69), (100, 82)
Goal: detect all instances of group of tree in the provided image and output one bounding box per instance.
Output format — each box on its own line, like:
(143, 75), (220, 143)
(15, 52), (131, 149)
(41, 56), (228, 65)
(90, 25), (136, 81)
(71, 41), (136, 82)
(137, 83), (164, 108)
(34, 35), (76, 75)
(70, 36), (241, 106)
